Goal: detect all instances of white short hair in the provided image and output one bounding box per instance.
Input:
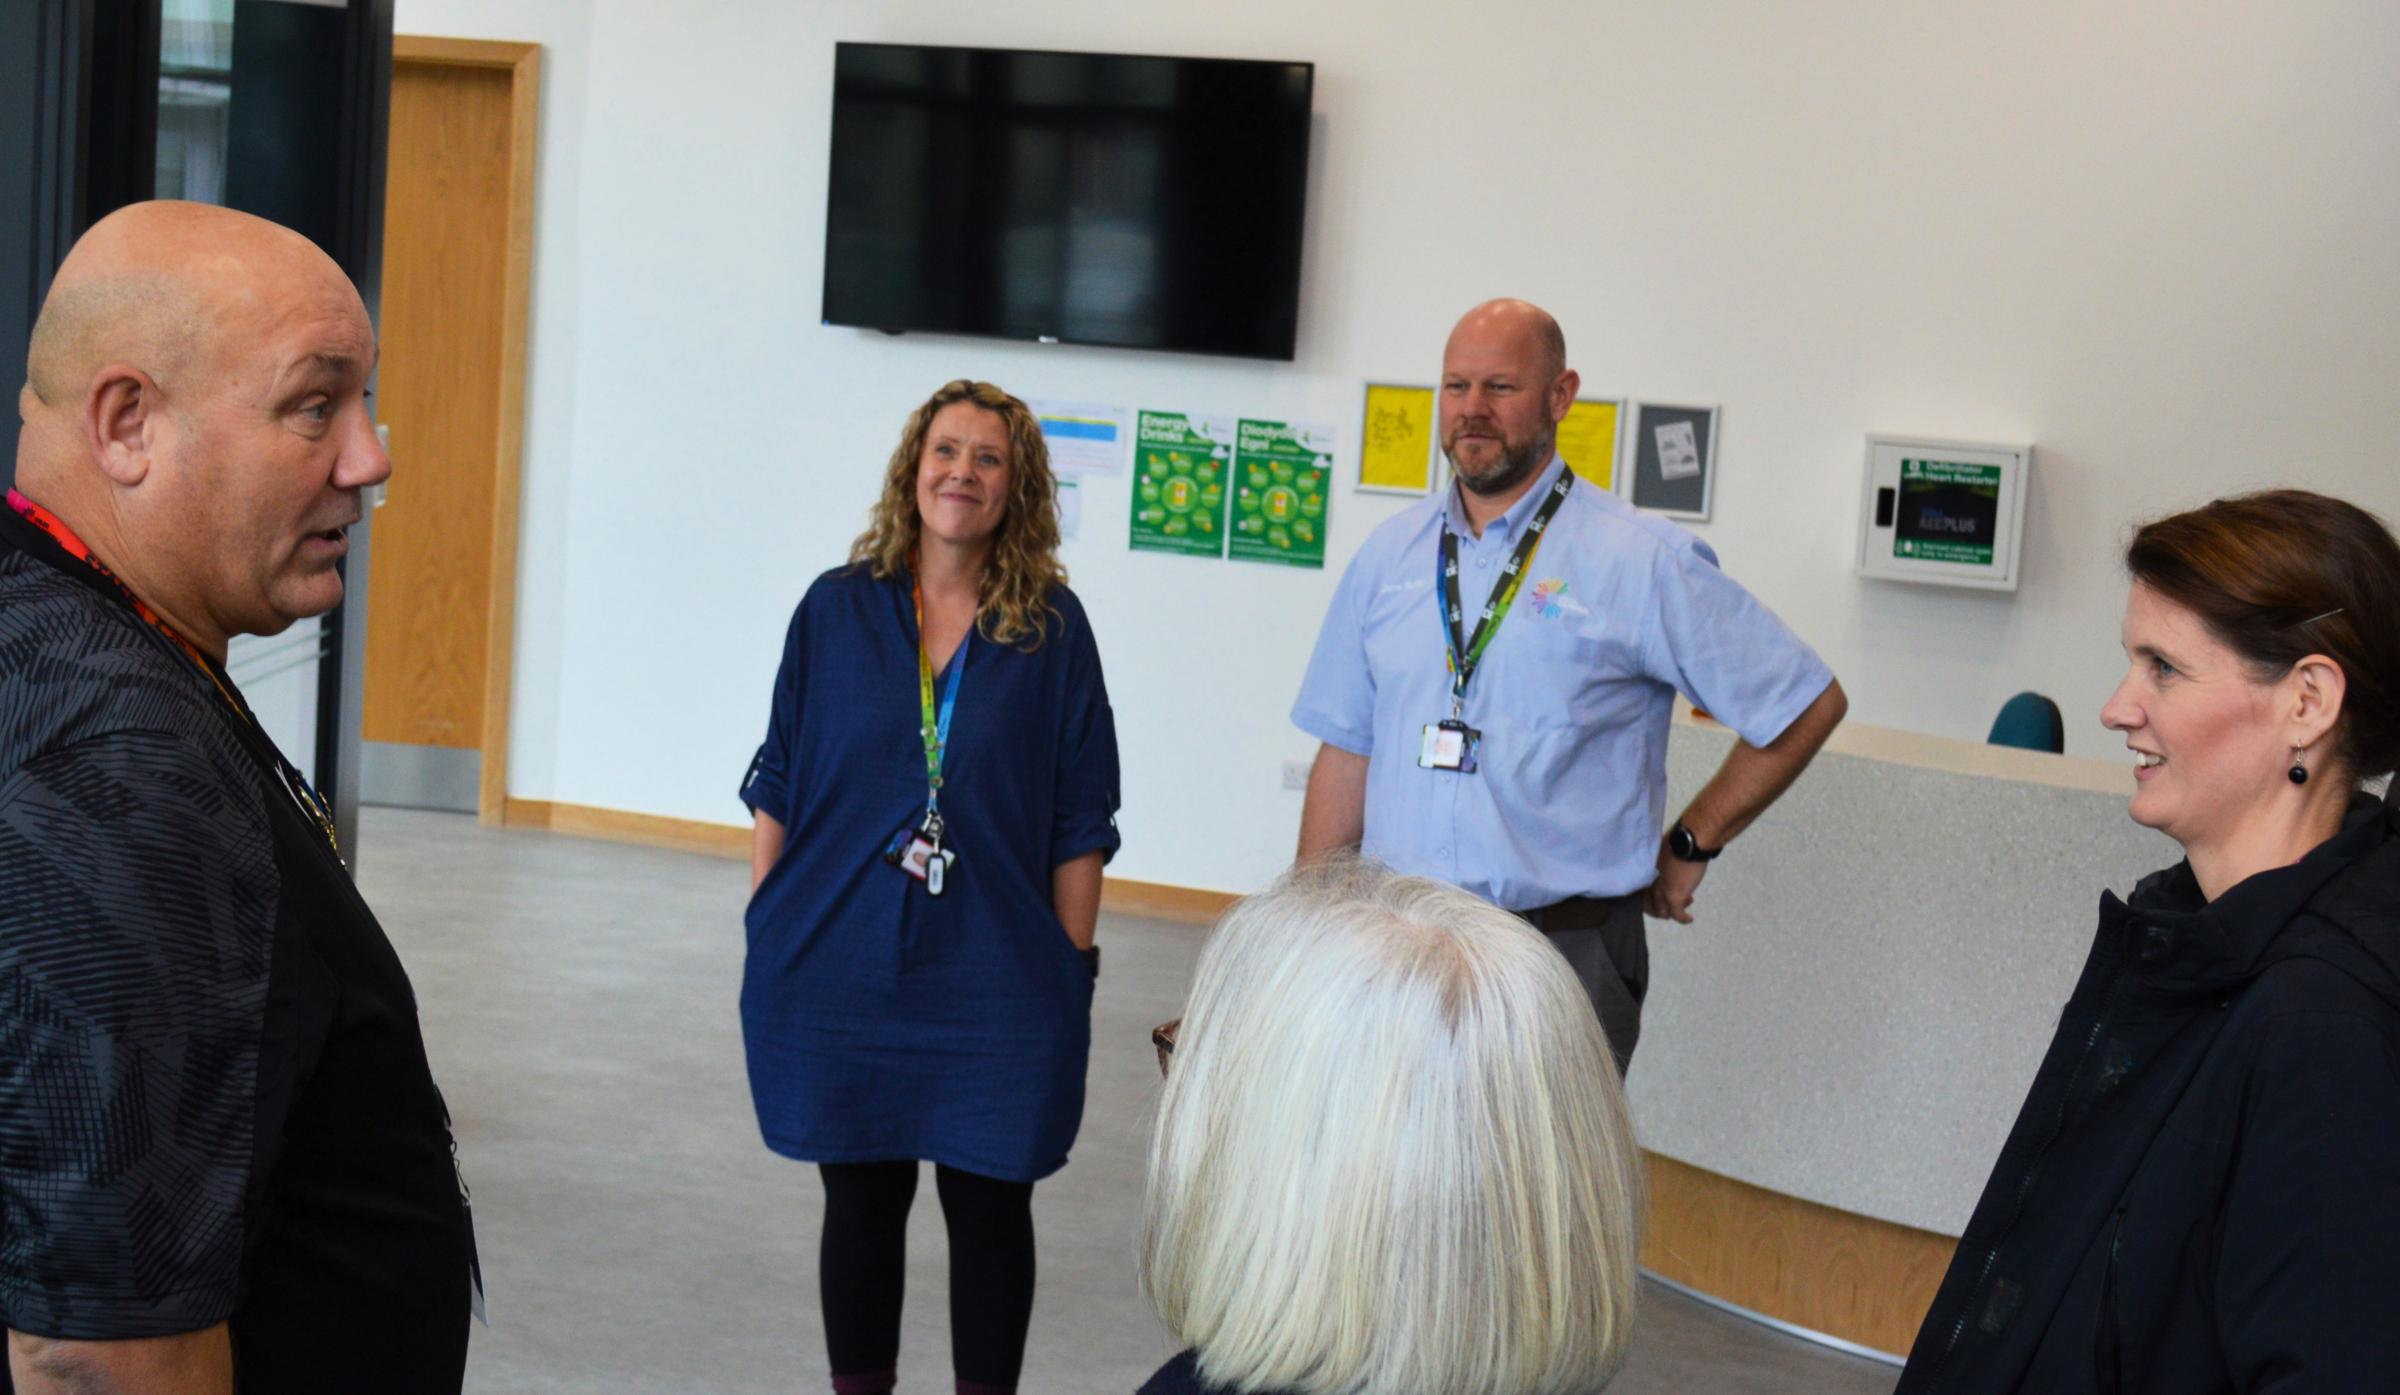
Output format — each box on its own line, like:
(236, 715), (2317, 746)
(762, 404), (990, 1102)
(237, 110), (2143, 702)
(1140, 859), (1645, 1395)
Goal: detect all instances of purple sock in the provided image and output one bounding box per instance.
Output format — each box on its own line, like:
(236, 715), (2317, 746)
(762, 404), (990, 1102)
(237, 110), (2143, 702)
(955, 1380), (1014, 1395)
(831, 1370), (896, 1395)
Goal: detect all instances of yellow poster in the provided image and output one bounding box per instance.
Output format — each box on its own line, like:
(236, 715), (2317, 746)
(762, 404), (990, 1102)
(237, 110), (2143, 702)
(1556, 399), (1620, 491)
(1357, 383), (1436, 494)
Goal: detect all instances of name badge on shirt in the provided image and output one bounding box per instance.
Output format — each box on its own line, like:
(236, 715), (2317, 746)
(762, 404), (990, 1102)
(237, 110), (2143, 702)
(1418, 718), (1480, 773)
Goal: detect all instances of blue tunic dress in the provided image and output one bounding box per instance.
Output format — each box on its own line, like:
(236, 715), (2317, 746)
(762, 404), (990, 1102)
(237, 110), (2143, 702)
(738, 565), (1121, 1182)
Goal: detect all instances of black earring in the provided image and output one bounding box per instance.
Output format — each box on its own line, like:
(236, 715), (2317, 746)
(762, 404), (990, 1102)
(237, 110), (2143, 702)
(2289, 749), (2309, 786)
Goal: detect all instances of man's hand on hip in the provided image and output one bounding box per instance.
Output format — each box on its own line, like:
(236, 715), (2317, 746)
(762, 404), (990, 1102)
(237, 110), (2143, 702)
(1645, 840), (1705, 923)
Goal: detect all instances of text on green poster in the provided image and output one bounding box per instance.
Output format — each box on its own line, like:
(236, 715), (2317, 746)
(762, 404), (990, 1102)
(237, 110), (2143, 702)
(1229, 418), (1333, 569)
(1129, 411), (1232, 557)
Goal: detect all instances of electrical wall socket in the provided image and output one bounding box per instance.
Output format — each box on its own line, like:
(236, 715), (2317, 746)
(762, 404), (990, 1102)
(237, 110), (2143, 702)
(1281, 760), (1311, 791)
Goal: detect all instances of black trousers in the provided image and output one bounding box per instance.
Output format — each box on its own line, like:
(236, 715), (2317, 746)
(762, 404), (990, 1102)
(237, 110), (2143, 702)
(818, 1160), (1036, 1388)
(1522, 892), (1648, 1074)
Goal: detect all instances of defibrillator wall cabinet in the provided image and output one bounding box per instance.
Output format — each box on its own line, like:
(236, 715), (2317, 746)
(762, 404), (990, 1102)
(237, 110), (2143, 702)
(1854, 435), (2032, 592)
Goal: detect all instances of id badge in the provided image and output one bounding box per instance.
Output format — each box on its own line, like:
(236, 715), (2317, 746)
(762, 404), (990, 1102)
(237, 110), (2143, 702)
(1418, 718), (1480, 773)
(887, 826), (958, 895)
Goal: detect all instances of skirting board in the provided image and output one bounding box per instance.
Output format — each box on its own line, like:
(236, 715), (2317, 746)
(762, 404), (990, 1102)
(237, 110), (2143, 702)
(503, 798), (1954, 1352)
(1099, 879), (1236, 925)
(501, 798), (749, 859)
(497, 799), (1241, 922)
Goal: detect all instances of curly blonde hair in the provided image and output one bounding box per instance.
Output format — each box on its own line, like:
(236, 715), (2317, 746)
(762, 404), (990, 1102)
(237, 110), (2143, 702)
(849, 379), (1066, 648)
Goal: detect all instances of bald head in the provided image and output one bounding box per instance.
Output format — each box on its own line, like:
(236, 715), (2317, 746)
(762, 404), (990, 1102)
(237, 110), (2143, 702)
(11, 201), (387, 658)
(21, 200), (354, 444)
(1446, 298), (1567, 383)
(1438, 299), (1579, 506)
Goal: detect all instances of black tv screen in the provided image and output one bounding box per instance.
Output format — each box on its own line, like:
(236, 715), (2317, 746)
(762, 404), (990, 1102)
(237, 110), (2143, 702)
(823, 43), (1314, 361)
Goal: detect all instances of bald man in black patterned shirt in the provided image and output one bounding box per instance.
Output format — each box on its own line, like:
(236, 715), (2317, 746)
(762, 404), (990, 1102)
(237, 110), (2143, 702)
(0, 201), (475, 1395)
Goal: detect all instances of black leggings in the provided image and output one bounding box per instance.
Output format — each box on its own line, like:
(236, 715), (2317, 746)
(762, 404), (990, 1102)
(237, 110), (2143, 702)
(818, 1160), (1037, 1390)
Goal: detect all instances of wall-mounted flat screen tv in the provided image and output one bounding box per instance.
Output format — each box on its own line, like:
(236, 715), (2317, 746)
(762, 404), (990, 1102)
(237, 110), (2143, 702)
(823, 43), (1315, 361)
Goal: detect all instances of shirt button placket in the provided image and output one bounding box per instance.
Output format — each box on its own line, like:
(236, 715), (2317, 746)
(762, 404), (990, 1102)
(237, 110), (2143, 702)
(1445, 725), (1463, 880)
(1462, 534), (1487, 884)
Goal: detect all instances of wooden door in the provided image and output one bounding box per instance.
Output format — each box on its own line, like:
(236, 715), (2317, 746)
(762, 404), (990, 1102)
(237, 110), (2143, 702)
(366, 37), (536, 818)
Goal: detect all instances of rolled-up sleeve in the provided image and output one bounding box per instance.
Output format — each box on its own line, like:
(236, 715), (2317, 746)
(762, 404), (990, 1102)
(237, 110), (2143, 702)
(0, 731), (275, 1340)
(1050, 608), (1122, 867)
(1644, 537), (1832, 750)
(1290, 549), (1378, 755)
(740, 601), (809, 821)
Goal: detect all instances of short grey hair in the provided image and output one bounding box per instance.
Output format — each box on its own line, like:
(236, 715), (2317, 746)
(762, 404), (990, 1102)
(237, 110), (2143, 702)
(1140, 858), (1645, 1395)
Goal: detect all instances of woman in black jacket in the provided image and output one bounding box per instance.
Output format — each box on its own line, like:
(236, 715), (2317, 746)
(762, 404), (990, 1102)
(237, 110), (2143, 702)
(1896, 490), (2400, 1395)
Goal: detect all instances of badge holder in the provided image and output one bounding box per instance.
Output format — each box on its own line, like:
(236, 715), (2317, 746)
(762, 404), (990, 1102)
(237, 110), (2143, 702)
(886, 811), (958, 896)
(1419, 715), (1480, 772)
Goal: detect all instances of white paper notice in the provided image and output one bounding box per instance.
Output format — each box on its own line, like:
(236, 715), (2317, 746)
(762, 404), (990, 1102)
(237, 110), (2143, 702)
(1654, 419), (1701, 480)
(1055, 479), (1084, 540)
(1033, 401), (1129, 475)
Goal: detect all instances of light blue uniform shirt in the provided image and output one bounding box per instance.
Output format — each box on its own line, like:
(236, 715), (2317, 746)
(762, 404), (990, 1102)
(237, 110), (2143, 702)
(1292, 457), (1833, 911)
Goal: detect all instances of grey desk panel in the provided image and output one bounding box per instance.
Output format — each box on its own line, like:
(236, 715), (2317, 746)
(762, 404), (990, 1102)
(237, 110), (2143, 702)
(1625, 721), (2175, 1236)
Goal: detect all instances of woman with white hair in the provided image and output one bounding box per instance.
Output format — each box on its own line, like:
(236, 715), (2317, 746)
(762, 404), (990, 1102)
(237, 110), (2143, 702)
(1137, 859), (1646, 1395)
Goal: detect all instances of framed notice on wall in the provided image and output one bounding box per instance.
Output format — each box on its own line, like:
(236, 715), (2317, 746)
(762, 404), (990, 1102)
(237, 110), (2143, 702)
(1557, 397), (1624, 493)
(1357, 382), (1436, 494)
(1626, 402), (1719, 521)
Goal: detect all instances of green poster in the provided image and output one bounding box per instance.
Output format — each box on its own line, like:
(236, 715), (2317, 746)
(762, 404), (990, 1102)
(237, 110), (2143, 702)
(1229, 418), (1334, 568)
(1130, 411), (1233, 557)
(1893, 458), (2002, 566)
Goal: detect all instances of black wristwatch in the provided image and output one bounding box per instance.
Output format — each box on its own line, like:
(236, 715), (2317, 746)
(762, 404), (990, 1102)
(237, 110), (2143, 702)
(1666, 822), (1722, 863)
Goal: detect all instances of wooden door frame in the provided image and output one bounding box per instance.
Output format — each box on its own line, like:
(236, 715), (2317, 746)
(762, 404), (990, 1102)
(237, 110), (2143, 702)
(390, 35), (538, 823)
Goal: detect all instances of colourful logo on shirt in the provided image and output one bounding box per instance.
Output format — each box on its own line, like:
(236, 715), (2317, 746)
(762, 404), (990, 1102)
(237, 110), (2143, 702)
(1528, 579), (1588, 619)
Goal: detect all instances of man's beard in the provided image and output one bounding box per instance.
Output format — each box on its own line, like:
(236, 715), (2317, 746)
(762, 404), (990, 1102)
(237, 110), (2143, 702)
(1446, 433), (1548, 497)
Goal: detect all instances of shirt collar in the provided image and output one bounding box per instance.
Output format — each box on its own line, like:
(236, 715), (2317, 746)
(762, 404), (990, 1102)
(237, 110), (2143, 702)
(1442, 455), (1570, 543)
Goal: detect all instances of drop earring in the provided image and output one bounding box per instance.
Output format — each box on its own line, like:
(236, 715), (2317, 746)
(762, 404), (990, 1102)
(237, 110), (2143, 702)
(2288, 748), (2309, 785)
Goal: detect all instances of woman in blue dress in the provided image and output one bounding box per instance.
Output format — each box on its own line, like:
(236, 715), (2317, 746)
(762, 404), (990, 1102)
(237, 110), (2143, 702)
(739, 379), (1121, 1395)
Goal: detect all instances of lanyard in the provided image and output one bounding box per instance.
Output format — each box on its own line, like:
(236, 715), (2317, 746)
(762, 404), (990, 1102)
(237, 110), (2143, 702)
(1435, 468), (1573, 715)
(5, 488), (342, 858)
(912, 576), (968, 821)
(9, 489), (236, 702)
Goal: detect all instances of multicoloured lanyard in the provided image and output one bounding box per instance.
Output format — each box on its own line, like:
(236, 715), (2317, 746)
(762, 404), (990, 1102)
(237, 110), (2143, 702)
(5, 488), (342, 858)
(1434, 469), (1573, 716)
(913, 575), (968, 827)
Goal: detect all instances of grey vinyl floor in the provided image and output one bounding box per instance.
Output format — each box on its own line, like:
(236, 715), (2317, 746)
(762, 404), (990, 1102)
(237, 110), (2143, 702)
(358, 807), (1898, 1395)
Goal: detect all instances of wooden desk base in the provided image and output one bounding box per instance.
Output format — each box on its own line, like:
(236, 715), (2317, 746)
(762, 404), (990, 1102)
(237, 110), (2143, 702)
(1641, 1150), (1956, 1358)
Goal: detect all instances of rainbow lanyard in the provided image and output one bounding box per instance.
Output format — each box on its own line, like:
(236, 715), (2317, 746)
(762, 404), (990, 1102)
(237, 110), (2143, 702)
(1434, 468), (1573, 717)
(6, 488), (342, 857)
(913, 575), (967, 829)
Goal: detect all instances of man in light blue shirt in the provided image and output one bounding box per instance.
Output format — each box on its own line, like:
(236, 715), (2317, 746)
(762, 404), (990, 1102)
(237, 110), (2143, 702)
(1293, 299), (1847, 1069)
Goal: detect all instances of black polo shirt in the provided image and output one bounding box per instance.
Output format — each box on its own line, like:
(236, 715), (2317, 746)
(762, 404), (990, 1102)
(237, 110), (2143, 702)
(0, 505), (474, 1392)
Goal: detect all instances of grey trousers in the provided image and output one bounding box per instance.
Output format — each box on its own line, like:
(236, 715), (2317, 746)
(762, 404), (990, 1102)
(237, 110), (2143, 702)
(1521, 892), (1649, 1075)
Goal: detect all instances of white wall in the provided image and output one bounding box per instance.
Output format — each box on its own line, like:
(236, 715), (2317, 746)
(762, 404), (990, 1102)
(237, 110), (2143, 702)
(395, 0), (2400, 894)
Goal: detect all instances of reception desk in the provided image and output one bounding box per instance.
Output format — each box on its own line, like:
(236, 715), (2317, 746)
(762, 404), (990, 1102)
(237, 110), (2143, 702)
(1630, 709), (2173, 1356)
